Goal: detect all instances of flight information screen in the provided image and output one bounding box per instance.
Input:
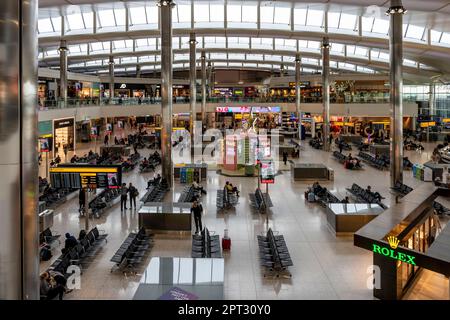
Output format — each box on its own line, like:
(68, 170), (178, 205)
(50, 165), (122, 189)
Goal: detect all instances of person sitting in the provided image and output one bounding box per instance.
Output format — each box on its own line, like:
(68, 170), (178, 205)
(114, 136), (119, 145)
(341, 196), (350, 203)
(366, 185), (383, 202)
(141, 157), (149, 168)
(78, 229), (87, 241)
(40, 272), (65, 300)
(70, 155), (78, 163)
(55, 155), (61, 164)
(64, 233), (78, 250)
(192, 179), (207, 195)
(230, 183), (240, 197)
(147, 174), (161, 188)
(225, 181), (233, 194)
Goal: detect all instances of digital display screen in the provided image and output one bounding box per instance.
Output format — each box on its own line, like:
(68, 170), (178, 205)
(50, 165), (122, 189)
(90, 126), (98, 137)
(260, 160), (275, 184)
(39, 138), (50, 152)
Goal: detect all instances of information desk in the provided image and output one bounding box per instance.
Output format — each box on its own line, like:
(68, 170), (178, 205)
(174, 163), (208, 182)
(340, 134), (362, 144)
(369, 144), (390, 157)
(100, 145), (131, 156)
(291, 163), (332, 180)
(326, 203), (384, 235)
(139, 202), (192, 232)
(133, 257), (224, 300)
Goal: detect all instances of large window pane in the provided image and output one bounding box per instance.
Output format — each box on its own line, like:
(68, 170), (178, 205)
(306, 10), (323, 27)
(98, 9), (115, 27)
(130, 7), (147, 25)
(339, 13), (357, 30)
(38, 18), (54, 33)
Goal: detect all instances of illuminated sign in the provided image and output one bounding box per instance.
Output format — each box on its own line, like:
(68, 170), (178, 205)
(443, 118), (450, 123)
(50, 165), (121, 189)
(333, 122), (344, 126)
(252, 106), (281, 113)
(216, 106), (251, 113)
(344, 122), (355, 127)
(39, 138), (50, 152)
(288, 81), (310, 87)
(260, 159), (275, 184)
(120, 83), (127, 89)
(372, 236), (417, 266)
(420, 121), (435, 128)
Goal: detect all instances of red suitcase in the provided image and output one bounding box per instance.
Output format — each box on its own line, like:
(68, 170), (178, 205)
(222, 238), (231, 250)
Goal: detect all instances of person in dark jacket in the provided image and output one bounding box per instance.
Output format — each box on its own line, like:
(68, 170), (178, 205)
(190, 200), (203, 234)
(120, 183), (128, 211)
(282, 151), (288, 165)
(128, 183), (138, 210)
(78, 189), (85, 214)
(64, 233), (78, 250)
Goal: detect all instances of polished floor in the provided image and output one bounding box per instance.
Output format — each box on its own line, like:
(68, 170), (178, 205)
(39, 136), (449, 300)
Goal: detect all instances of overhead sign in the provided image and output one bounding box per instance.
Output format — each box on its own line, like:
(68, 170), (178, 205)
(372, 236), (416, 266)
(442, 118), (450, 123)
(420, 121), (436, 128)
(50, 165), (122, 189)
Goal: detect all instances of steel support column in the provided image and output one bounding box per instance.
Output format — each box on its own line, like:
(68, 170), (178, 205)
(158, 0), (175, 189)
(207, 61), (212, 97)
(0, 0), (39, 300)
(388, 0), (406, 187)
(429, 82), (435, 116)
(295, 53), (302, 140)
(189, 33), (197, 138)
(201, 51), (207, 125)
(322, 38), (331, 152)
(59, 40), (68, 108)
(108, 56), (115, 100)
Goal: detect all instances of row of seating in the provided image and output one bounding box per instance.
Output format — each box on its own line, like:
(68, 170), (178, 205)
(354, 140), (369, 151)
(358, 151), (388, 170)
(216, 188), (238, 210)
(46, 227), (107, 277)
(249, 188), (273, 211)
(309, 138), (323, 150)
(333, 151), (348, 163)
(89, 189), (120, 218)
(110, 227), (153, 274)
(335, 139), (352, 150)
(39, 228), (61, 246)
(377, 154), (413, 170)
(257, 228), (292, 278)
(39, 187), (75, 209)
(178, 185), (201, 203)
(346, 183), (388, 209)
(191, 228), (222, 258)
(306, 183), (341, 206)
(391, 181), (450, 216)
(140, 180), (169, 203)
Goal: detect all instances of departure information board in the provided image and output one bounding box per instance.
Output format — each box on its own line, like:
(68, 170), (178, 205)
(50, 165), (122, 189)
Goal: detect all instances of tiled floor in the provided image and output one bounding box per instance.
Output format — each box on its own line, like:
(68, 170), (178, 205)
(40, 137), (449, 300)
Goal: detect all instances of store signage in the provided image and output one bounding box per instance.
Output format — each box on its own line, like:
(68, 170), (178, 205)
(54, 118), (74, 129)
(252, 106), (281, 113)
(333, 122), (344, 126)
(372, 236), (417, 266)
(344, 122), (355, 127)
(420, 121), (436, 128)
(120, 83), (127, 89)
(442, 118), (450, 123)
(289, 81), (310, 88)
(216, 106), (251, 113)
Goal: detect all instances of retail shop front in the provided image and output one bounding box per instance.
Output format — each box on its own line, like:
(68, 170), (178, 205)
(53, 117), (75, 156)
(215, 106), (281, 129)
(354, 184), (450, 300)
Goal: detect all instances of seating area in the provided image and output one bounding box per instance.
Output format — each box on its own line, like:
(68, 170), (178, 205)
(391, 181), (450, 216)
(346, 183), (388, 209)
(335, 139), (352, 151)
(309, 137), (323, 150)
(191, 228), (222, 258)
(358, 151), (388, 170)
(140, 179), (169, 203)
(257, 228), (293, 278)
(39, 187), (76, 209)
(249, 188), (273, 211)
(178, 185), (201, 203)
(45, 227), (108, 278)
(88, 189), (120, 218)
(306, 183), (341, 206)
(216, 188), (238, 210)
(110, 227), (153, 274)
(39, 228), (61, 247)
(354, 140), (369, 151)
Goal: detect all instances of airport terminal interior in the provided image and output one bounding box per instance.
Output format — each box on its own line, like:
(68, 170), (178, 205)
(1, 0), (450, 301)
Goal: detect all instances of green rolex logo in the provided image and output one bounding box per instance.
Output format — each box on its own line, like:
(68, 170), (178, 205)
(372, 236), (417, 266)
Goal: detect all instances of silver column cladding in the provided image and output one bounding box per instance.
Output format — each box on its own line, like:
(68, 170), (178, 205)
(59, 40), (68, 108)
(322, 37), (331, 152)
(388, 0), (405, 186)
(0, 0), (39, 299)
(109, 56), (115, 100)
(201, 51), (207, 125)
(189, 33), (197, 138)
(158, 0), (175, 189)
(295, 54), (301, 140)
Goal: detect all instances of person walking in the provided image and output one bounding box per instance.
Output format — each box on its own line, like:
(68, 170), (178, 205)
(191, 200), (203, 234)
(339, 142), (343, 154)
(63, 144), (68, 161)
(282, 151), (288, 166)
(78, 189), (86, 215)
(104, 134), (109, 146)
(120, 183), (128, 211)
(128, 183), (138, 210)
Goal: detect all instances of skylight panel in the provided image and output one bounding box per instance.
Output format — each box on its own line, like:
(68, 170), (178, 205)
(45, 49), (59, 57)
(354, 46), (368, 57)
(294, 8), (307, 25)
(306, 10), (323, 27)
(243, 63), (257, 68)
(114, 8), (126, 26)
(66, 13), (85, 30)
(260, 5), (274, 24)
(403, 59), (417, 67)
(98, 10), (115, 27)
(210, 53), (227, 60)
(440, 32), (450, 44)
(90, 42), (104, 51)
(228, 53), (245, 60)
(83, 12), (93, 28)
(68, 45), (81, 54)
(251, 37), (273, 49)
(330, 43), (344, 54)
(307, 41), (320, 50)
(273, 7), (290, 24)
(210, 4), (224, 22)
(339, 13), (357, 30)
(146, 6), (159, 23)
(430, 30), (442, 43)
(259, 64), (272, 69)
(361, 17), (374, 32)
(175, 4), (191, 23)
(227, 5), (241, 22)
(372, 18), (389, 34)
(130, 7), (147, 25)
(405, 24), (424, 40)
(298, 40), (308, 48)
(265, 55), (282, 61)
(243, 5), (257, 22)
(194, 4), (209, 22)
(52, 17), (62, 32)
(327, 12), (340, 29)
(38, 18), (54, 33)
(180, 36), (189, 48)
(228, 62), (242, 67)
(246, 54), (263, 61)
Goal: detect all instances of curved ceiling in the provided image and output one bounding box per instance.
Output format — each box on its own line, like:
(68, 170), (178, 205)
(37, 0), (450, 82)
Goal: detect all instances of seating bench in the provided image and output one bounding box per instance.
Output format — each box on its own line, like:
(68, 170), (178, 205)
(191, 228), (222, 258)
(249, 188), (273, 211)
(216, 188), (238, 209)
(257, 228), (292, 278)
